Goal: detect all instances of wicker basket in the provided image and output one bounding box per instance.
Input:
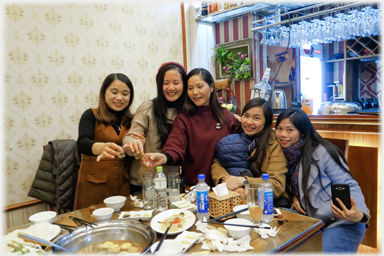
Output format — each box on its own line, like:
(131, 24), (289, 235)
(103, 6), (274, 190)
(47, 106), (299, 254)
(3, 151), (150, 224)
(214, 79), (230, 90)
(209, 191), (241, 220)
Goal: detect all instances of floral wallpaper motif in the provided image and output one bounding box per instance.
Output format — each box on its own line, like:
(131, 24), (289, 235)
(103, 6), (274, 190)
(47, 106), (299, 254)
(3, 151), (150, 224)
(4, 2), (183, 206)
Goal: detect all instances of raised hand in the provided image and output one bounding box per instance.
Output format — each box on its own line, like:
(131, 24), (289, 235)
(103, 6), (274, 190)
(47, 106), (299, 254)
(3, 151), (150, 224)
(141, 153), (167, 168)
(331, 196), (364, 222)
(95, 142), (124, 162)
(123, 133), (146, 158)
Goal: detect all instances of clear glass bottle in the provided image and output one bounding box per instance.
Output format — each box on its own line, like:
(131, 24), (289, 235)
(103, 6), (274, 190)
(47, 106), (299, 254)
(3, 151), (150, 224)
(196, 174), (210, 220)
(250, 68), (271, 101)
(153, 166), (168, 212)
(261, 173), (274, 223)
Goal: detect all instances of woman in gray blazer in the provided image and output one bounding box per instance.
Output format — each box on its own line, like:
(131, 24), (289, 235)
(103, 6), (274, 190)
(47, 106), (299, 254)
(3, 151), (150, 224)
(275, 108), (369, 253)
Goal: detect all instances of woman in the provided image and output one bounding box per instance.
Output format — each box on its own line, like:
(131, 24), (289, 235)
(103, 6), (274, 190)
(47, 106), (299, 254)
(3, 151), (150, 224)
(275, 108), (369, 253)
(74, 73), (140, 210)
(141, 68), (239, 187)
(211, 98), (289, 205)
(122, 62), (187, 194)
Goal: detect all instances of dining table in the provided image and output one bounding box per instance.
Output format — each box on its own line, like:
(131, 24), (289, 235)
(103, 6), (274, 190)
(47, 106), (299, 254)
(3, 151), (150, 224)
(5, 191), (324, 254)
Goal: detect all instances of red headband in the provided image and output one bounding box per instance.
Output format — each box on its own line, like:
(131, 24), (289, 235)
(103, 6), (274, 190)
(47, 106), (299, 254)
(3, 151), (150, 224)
(156, 62), (186, 81)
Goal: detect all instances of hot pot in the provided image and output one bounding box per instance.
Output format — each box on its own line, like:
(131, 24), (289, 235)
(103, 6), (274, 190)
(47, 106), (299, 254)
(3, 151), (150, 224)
(52, 219), (156, 254)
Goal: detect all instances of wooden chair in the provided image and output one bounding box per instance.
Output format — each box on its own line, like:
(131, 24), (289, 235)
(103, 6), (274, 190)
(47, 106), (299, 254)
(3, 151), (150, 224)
(324, 138), (349, 159)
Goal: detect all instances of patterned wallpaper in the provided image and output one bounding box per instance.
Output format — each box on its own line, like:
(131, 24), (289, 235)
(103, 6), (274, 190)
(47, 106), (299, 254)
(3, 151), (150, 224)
(3, 2), (183, 206)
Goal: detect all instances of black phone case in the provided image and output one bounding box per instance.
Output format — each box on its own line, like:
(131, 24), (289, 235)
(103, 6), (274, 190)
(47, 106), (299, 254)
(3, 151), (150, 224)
(331, 184), (351, 210)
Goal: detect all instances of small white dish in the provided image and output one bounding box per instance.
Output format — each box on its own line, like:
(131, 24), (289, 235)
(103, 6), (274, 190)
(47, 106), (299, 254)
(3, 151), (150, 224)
(233, 205), (252, 221)
(150, 239), (184, 256)
(118, 210), (154, 221)
(172, 200), (197, 212)
(175, 231), (202, 253)
(29, 211), (57, 224)
(93, 207), (114, 221)
(224, 218), (253, 239)
(104, 195), (126, 211)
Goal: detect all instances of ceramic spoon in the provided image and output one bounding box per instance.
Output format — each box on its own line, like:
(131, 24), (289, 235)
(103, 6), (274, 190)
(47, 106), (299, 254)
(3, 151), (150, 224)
(17, 232), (76, 254)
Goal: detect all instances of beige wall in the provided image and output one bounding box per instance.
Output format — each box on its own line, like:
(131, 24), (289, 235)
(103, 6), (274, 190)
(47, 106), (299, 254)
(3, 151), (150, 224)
(3, 2), (184, 207)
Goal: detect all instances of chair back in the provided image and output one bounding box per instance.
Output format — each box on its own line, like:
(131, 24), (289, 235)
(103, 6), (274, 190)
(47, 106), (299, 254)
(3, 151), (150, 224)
(324, 138), (349, 159)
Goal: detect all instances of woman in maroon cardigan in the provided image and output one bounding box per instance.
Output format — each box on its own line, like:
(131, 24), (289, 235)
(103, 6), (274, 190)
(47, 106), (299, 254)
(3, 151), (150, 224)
(142, 68), (239, 187)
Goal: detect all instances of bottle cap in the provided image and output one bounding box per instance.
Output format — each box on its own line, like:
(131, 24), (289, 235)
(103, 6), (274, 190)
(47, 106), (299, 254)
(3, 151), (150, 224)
(156, 166), (163, 172)
(262, 173), (269, 180)
(198, 174), (205, 180)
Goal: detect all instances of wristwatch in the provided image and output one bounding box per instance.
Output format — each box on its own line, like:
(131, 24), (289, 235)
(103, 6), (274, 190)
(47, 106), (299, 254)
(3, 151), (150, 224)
(242, 178), (248, 187)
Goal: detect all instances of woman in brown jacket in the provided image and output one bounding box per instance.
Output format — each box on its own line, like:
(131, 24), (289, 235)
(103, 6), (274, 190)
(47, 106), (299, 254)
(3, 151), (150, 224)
(211, 98), (290, 207)
(74, 73), (142, 210)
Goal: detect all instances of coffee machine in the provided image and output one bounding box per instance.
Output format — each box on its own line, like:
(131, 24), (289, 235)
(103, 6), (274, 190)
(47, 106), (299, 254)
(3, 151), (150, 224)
(271, 82), (287, 114)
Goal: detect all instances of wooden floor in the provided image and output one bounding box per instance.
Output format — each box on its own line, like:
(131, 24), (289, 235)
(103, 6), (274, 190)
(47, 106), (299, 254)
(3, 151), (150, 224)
(358, 244), (379, 254)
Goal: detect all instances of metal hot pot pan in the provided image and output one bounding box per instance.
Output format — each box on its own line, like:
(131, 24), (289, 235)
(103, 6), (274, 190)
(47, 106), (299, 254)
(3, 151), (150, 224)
(52, 219), (156, 254)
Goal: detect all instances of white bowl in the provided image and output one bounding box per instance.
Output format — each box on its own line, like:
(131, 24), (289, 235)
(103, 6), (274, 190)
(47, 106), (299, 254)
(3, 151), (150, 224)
(233, 205), (252, 221)
(224, 218), (253, 239)
(103, 196), (126, 211)
(92, 207), (114, 221)
(29, 211), (57, 224)
(150, 239), (184, 256)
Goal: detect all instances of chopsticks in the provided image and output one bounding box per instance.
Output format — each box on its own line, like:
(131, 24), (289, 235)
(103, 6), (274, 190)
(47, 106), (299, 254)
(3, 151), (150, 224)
(69, 216), (97, 228)
(207, 207), (249, 222)
(53, 222), (77, 233)
(153, 222), (173, 254)
(203, 221), (271, 229)
(182, 187), (196, 198)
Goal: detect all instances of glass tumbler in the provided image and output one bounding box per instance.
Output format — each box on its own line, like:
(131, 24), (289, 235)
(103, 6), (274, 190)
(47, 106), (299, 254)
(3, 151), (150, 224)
(246, 183), (264, 225)
(142, 174), (155, 210)
(168, 172), (181, 202)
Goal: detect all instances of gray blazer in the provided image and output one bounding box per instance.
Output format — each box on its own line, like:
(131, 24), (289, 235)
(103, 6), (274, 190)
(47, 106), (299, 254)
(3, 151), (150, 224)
(298, 145), (370, 229)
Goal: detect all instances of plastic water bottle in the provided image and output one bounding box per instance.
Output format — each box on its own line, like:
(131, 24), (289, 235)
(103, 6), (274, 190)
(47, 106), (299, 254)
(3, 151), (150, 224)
(196, 174), (210, 221)
(261, 173), (274, 223)
(153, 166), (168, 212)
(250, 68), (271, 101)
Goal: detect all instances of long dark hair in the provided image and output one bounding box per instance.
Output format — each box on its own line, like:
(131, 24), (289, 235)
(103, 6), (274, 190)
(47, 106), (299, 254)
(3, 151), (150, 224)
(238, 98), (273, 176)
(153, 64), (187, 148)
(184, 68), (230, 125)
(276, 108), (349, 211)
(95, 73), (134, 128)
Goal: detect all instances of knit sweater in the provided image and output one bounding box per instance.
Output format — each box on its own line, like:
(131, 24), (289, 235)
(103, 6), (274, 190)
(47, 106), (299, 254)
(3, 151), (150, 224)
(163, 106), (239, 187)
(123, 100), (179, 186)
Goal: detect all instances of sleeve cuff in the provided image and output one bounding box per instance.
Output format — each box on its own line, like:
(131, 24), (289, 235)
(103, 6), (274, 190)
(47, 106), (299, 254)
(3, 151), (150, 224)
(164, 153), (173, 165)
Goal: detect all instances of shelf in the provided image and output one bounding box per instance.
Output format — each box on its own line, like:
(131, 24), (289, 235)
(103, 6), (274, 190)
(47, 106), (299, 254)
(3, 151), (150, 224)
(326, 54), (380, 63)
(196, 3), (273, 23)
(346, 35), (381, 59)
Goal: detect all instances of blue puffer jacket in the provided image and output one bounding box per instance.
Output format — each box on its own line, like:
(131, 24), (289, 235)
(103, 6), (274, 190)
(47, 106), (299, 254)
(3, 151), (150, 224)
(215, 132), (255, 177)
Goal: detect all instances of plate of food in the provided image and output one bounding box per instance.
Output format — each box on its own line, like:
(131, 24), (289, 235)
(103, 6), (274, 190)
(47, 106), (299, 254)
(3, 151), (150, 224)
(150, 209), (196, 235)
(118, 210), (154, 221)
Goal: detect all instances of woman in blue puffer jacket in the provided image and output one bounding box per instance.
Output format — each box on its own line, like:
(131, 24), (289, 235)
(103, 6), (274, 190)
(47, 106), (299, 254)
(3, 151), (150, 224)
(212, 98), (290, 206)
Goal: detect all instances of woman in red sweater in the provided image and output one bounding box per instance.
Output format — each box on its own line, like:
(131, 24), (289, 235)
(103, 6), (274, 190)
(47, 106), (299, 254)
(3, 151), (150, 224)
(142, 68), (239, 187)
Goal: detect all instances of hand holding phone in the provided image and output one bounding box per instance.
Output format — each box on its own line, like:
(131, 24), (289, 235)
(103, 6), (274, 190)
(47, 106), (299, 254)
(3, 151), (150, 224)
(331, 184), (351, 210)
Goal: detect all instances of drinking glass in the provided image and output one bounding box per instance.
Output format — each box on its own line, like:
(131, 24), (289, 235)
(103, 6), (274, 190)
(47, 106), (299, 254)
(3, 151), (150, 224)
(142, 173), (155, 210)
(246, 183), (264, 225)
(168, 172), (180, 202)
(302, 99), (314, 115)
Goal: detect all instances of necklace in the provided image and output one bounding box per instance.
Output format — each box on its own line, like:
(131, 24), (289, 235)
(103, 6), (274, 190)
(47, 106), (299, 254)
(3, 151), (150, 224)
(114, 123), (121, 131)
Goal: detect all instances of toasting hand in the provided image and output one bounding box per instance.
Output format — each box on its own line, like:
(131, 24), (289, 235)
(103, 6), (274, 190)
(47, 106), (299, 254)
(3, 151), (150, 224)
(141, 153), (167, 168)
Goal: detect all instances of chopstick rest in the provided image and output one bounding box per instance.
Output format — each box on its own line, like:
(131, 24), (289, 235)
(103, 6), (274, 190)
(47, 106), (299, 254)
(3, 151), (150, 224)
(153, 222), (173, 254)
(202, 221), (271, 229)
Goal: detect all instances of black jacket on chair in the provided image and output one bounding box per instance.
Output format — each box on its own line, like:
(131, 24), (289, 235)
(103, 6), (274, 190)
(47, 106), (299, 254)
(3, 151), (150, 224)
(28, 139), (81, 210)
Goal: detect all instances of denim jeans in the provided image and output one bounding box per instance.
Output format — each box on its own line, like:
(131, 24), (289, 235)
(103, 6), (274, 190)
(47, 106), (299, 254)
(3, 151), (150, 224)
(322, 222), (366, 253)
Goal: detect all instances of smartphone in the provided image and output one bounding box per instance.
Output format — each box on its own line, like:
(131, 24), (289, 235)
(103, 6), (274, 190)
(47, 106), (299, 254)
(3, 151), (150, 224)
(331, 184), (351, 210)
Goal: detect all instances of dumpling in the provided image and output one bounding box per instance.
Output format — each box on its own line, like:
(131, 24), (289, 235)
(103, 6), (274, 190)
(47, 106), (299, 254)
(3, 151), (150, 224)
(108, 244), (120, 253)
(102, 241), (114, 248)
(120, 243), (132, 250)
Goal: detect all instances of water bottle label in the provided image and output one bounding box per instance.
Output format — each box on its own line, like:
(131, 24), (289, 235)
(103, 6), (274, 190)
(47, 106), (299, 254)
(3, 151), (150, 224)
(263, 190), (274, 214)
(196, 191), (209, 214)
(154, 178), (166, 190)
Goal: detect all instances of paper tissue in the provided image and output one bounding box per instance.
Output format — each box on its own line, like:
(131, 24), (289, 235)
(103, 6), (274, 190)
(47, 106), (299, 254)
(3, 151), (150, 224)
(209, 183), (241, 220)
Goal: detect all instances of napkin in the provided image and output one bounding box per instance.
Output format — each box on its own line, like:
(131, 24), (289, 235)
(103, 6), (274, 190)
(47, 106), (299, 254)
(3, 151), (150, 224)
(212, 183), (229, 197)
(130, 195), (144, 208)
(184, 186), (196, 203)
(254, 223), (280, 239)
(195, 220), (253, 253)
